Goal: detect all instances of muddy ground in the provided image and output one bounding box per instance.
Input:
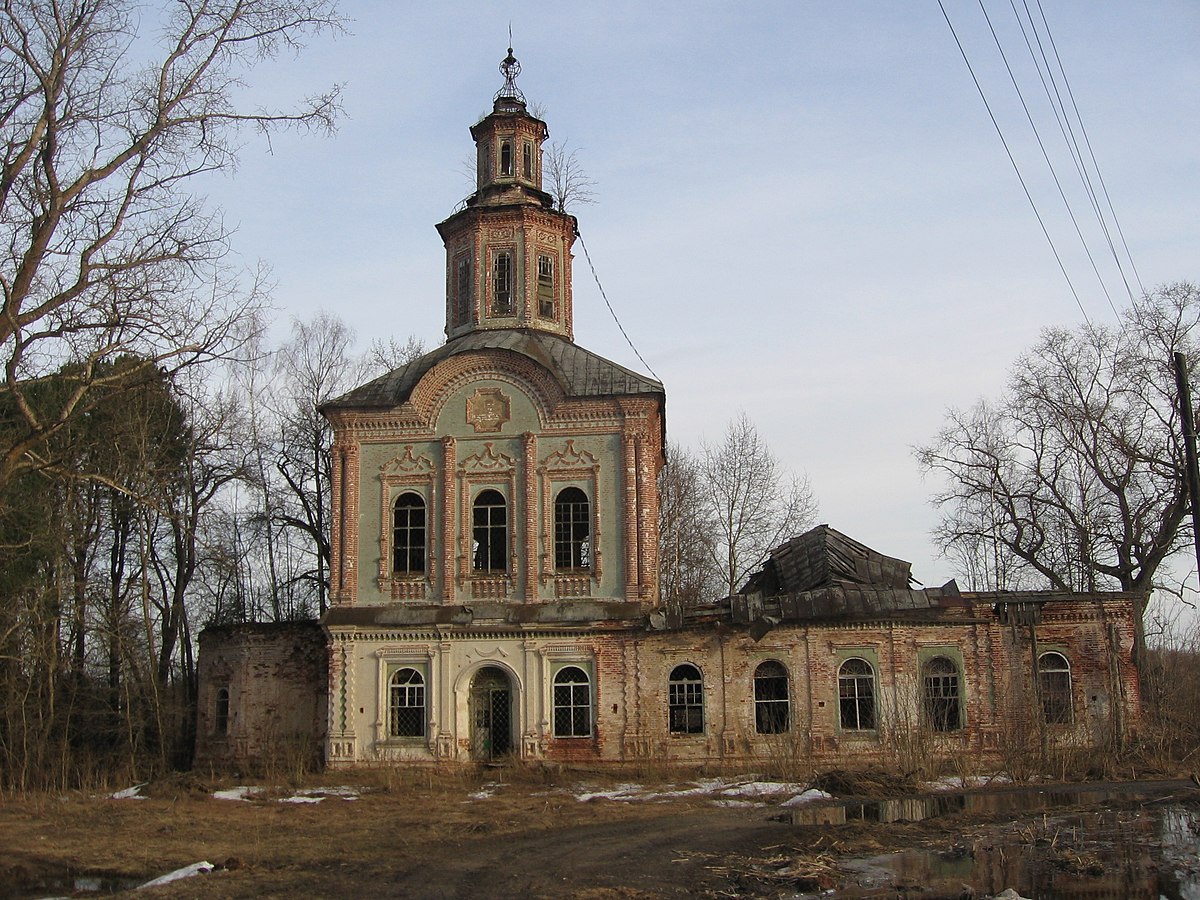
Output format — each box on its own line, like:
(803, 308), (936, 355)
(1, 768), (1198, 898)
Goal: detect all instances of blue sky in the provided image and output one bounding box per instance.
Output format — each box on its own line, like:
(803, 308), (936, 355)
(206, 2), (1199, 593)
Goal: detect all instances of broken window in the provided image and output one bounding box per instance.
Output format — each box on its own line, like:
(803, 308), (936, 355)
(389, 668), (426, 738)
(668, 664), (704, 734)
(492, 251), (512, 316)
(392, 492), (426, 575)
(553, 486), (589, 570)
(454, 256), (471, 326)
(472, 489), (507, 572)
(838, 658), (876, 730)
(500, 140), (513, 176)
(537, 255), (554, 318)
(523, 140), (533, 180)
(754, 660), (790, 733)
(215, 687), (229, 735)
(1038, 652), (1073, 724)
(553, 666), (591, 737)
(923, 656), (962, 732)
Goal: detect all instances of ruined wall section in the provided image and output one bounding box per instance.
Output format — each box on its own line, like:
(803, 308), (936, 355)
(195, 622), (327, 770)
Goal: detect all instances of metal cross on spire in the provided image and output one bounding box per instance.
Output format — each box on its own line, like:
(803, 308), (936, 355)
(494, 42), (525, 107)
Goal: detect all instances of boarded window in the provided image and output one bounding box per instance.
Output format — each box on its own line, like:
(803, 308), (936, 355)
(754, 661), (789, 733)
(215, 687), (229, 735)
(668, 664), (704, 734)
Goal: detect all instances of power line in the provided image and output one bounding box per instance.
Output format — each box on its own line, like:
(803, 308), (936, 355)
(937, 0), (1091, 325)
(576, 231), (662, 383)
(976, 0), (1122, 320)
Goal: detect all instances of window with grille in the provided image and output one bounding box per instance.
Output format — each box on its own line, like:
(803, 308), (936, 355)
(537, 255), (554, 318)
(553, 487), (589, 570)
(392, 493), (426, 575)
(668, 664), (704, 734)
(472, 489), (507, 572)
(492, 252), (512, 315)
(923, 656), (962, 732)
(389, 668), (425, 738)
(454, 257), (471, 326)
(1038, 652), (1073, 724)
(553, 666), (591, 737)
(838, 658), (876, 730)
(754, 660), (790, 733)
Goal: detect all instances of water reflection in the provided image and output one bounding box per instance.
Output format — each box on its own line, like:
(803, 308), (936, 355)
(788, 787), (1200, 899)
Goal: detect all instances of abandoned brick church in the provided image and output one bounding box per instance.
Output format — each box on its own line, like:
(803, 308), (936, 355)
(194, 52), (1142, 770)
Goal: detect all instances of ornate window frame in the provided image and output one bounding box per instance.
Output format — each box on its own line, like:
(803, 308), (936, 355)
(374, 646), (435, 750)
(378, 447), (435, 601)
(539, 440), (602, 598)
(458, 442), (517, 599)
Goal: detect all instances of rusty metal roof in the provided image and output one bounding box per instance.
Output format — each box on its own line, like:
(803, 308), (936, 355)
(323, 329), (663, 412)
(742, 525), (916, 596)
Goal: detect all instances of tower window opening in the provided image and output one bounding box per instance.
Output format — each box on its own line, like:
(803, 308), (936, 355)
(455, 257), (472, 326)
(537, 255), (554, 319)
(523, 141), (533, 180)
(492, 252), (513, 316)
(500, 141), (513, 176)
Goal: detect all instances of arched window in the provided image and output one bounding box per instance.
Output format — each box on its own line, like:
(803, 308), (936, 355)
(392, 493), (426, 575)
(472, 490), (507, 572)
(215, 687), (229, 735)
(389, 668), (426, 738)
(1038, 652), (1073, 724)
(668, 664), (704, 734)
(923, 656), (962, 732)
(554, 487), (590, 570)
(754, 661), (789, 733)
(553, 666), (591, 737)
(839, 658), (876, 730)
(492, 251), (512, 315)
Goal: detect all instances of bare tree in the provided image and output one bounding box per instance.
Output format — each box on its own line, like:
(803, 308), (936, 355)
(658, 444), (720, 605)
(916, 282), (1200, 606)
(0, 0), (344, 489)
(699, 413), (819, 598)
(543, 140), (596, 213)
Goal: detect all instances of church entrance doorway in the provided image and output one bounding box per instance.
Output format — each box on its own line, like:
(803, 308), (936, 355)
(469, 666), (513, 760)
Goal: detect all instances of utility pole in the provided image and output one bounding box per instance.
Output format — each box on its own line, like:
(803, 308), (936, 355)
(1171, 352), (1200, 583)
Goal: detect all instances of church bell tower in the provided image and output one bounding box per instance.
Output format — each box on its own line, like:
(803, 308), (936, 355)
(436, 49), (577, 342)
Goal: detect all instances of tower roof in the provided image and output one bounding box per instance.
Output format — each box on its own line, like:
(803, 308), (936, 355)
(323, 329), (663, 412)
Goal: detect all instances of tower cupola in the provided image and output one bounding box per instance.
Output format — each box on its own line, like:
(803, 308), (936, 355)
(436, 49), (578, 342)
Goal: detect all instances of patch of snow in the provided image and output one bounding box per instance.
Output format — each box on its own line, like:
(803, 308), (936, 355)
(923, 774), (1012, 791)
(719, 781), (806, 798)
(137, 861), (215, 889)
(212, 786), (261, 801)
(781, 789), (834, 807)
(280, 786), (360, 803)
(278, 795), (324, 804)
(109, 783), (147, 800)
(711, 798), (764, 808)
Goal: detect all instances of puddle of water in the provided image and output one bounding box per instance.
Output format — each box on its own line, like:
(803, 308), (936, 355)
(787, 787), (1200, 899)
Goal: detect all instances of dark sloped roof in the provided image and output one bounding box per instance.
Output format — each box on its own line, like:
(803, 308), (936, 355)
(323, 329), (663, 411)
(742, 525), (915, 596)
